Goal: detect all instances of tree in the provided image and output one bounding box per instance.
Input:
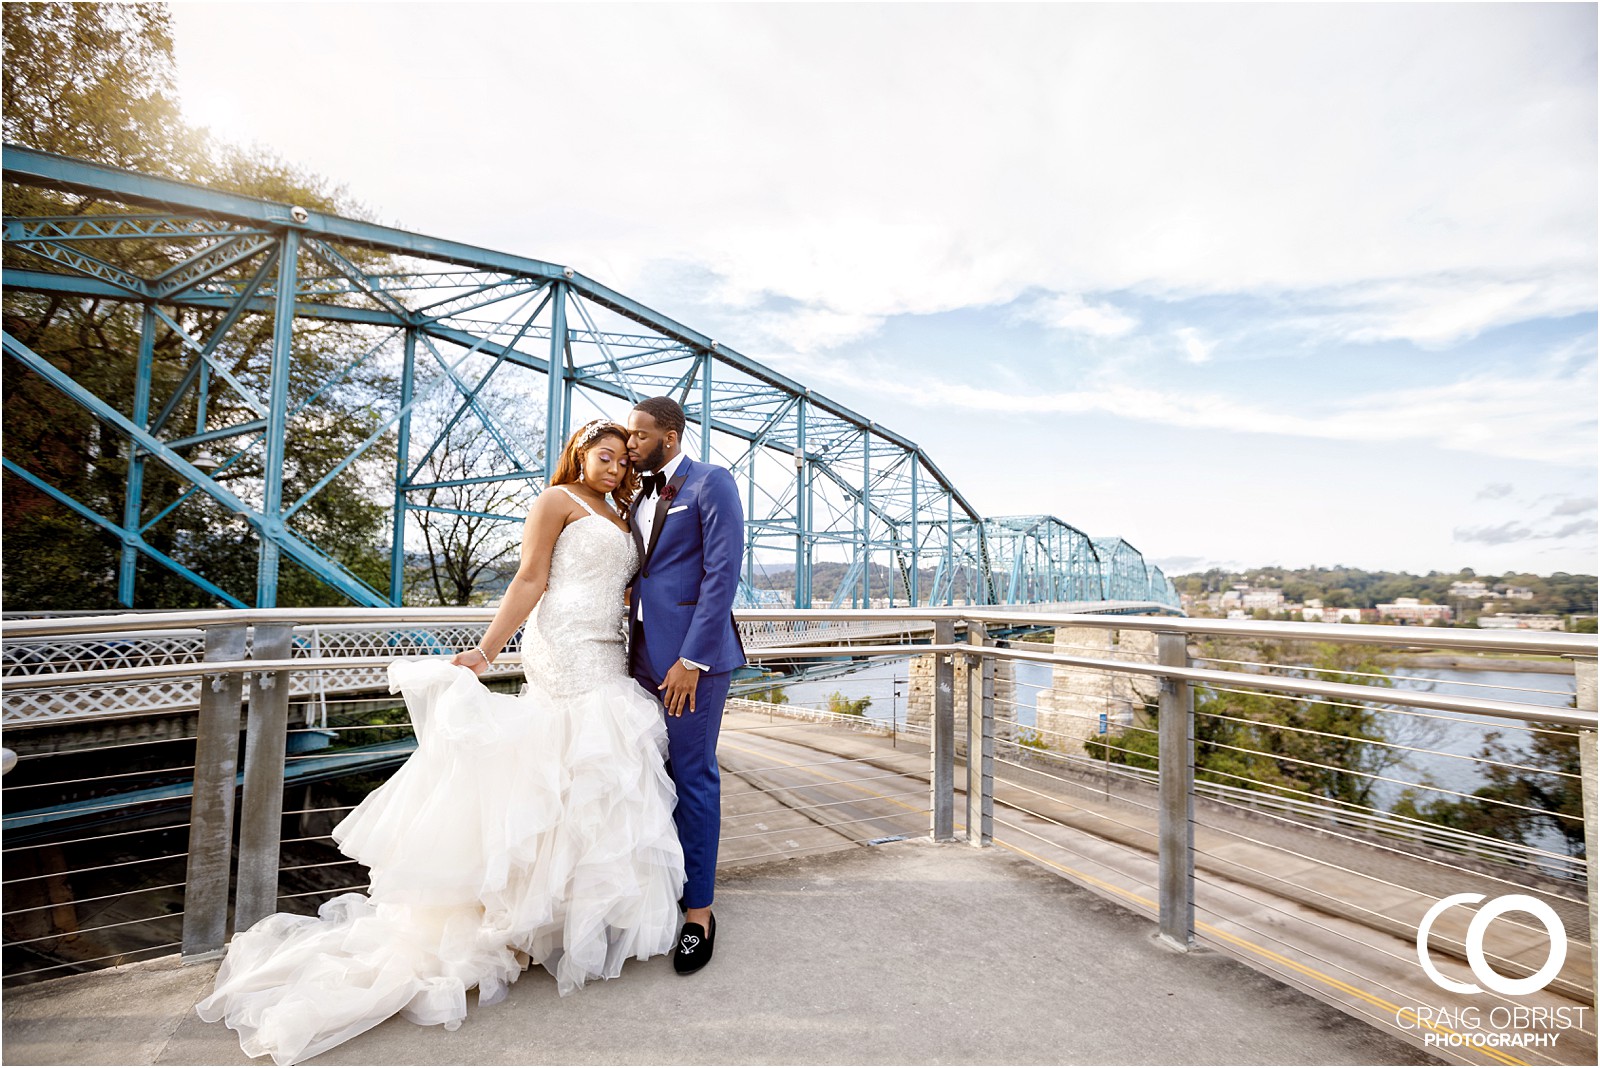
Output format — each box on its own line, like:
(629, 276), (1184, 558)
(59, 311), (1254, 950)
(1087, 640), (1436, 808)
(2, 3), (195, 176)
(3, 2), (395, 609)
(406, 381), (545, 606)
(1394, 721), (1586, 857)
(824, 690), (872, 716)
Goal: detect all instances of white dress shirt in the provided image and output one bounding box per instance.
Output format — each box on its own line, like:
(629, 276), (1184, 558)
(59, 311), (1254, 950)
(635, 452), (708, 672)
(634, 451), (686, 552)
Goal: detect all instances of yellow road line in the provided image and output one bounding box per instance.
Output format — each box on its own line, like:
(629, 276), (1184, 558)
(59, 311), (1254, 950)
(720, 739), (928, 816)
(993, 839), (1527, 1068)
(719, 733), (1527, 1068)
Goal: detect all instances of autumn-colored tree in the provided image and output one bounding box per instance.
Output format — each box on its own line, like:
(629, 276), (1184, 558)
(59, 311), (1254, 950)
(3, 2), (393, 608)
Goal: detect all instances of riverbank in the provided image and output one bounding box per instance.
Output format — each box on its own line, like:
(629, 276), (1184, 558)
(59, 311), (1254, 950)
(1395, 651), (1576, 674)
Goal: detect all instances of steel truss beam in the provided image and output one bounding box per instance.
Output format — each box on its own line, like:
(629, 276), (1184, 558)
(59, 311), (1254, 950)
(1, 144), (1180, 613)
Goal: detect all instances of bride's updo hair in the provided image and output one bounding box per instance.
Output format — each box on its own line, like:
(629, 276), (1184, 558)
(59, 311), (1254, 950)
(550, 419), (637, 511)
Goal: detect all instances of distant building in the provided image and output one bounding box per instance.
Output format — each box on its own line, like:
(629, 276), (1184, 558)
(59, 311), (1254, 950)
(1376, 597), (1453, 625)
(1303, 606), (1364, 623)
(1477, 613), (1562, 631)
(1496, 585), (1536, 601)
(1448, 580), (1491, 599)
(1241, 588), (1284, 611)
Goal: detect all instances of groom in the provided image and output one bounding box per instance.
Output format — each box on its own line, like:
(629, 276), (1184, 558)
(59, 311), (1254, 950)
(625, 396), (746, 975)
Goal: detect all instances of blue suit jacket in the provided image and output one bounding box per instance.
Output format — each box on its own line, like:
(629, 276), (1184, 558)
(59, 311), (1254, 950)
(629, 456), (747, 680)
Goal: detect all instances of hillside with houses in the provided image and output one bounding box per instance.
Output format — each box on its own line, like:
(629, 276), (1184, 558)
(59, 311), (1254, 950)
(1174, 567), (1597, 631)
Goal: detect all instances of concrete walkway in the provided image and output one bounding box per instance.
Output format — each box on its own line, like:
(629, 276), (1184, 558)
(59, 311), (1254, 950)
(3, 839), (1437, 1066)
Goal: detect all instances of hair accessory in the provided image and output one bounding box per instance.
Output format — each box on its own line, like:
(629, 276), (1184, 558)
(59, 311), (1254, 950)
(573, 419), (614, 453)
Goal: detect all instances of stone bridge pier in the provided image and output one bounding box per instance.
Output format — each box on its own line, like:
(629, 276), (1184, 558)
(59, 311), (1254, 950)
(907, 626), (1163, 757)
(905, 650), (1017, 755)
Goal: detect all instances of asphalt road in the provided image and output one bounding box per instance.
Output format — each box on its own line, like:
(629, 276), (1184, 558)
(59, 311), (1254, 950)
(711, 708), (1596, 1068)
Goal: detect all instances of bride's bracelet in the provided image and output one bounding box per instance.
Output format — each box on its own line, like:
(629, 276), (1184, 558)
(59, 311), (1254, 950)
(473, 644), (494, 666)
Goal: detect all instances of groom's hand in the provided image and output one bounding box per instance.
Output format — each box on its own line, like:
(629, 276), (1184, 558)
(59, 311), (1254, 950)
(659, 661), (700, 717)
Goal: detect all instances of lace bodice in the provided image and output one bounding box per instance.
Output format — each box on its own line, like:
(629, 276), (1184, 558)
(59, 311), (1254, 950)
(521, 490), (639, 696)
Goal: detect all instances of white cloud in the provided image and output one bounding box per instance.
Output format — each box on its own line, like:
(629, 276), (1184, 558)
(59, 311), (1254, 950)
(173, 4), (1597, 353)
(801, 354), (1596, 466)
(1453, 522), (1537, 546)
(1454, 517), (1596, 546)
(1018, 294), (1138, 339)
(163, 4), (1597, 575)
(1292, 273), (1597, 348)
(1174, 328), (1217, 365)
(1550, 496), (1598, 516)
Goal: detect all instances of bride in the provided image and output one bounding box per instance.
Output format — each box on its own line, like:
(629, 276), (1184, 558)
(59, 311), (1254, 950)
(197, 419), (685, 1065)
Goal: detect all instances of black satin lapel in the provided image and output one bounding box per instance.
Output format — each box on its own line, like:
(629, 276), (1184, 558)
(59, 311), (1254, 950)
(629, 492), (648, 562)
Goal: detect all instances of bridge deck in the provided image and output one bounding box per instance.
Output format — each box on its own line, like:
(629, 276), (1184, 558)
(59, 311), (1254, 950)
(1, 838), (1436, 1066)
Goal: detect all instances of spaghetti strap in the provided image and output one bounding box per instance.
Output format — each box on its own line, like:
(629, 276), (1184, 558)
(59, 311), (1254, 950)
(557, 486), (598, 517)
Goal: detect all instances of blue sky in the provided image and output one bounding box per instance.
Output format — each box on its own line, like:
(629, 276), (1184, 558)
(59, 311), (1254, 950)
(170, 3), (1597, 576)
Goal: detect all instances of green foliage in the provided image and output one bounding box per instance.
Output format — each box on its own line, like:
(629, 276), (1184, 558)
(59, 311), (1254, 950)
(2, 3), (192, 176)
(1393, 722), (1586, 857)
(824, 690), (872, 716)
(1016, 727), (1052, 752)
(1181, 565), (1597, 617)
(746, 684), (790, 705)
(1088, 640), (1421, 807)
(2, 2), (395, 609)
(750, 560), (986, 606)
(1568, 616), (1597, 634)
(325, 704), (414, 750)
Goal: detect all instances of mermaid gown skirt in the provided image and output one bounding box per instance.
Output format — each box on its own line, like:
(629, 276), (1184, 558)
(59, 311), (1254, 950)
(196, 513), (684, 1064)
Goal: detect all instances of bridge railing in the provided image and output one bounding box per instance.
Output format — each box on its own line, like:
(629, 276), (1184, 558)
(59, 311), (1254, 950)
(2, 609), (1595, 1031)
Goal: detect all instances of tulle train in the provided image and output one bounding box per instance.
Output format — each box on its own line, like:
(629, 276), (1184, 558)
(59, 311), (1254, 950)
(195, 659), (686, 1065)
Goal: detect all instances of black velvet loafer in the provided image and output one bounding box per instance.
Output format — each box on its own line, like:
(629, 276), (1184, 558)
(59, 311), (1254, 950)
(672, 912), (715, 974)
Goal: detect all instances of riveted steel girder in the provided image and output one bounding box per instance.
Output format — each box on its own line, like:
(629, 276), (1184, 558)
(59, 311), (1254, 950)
(1, 144), (1180, 612)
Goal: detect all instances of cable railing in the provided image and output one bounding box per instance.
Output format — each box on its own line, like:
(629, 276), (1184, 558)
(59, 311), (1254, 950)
(1, 607), (1595, 1060)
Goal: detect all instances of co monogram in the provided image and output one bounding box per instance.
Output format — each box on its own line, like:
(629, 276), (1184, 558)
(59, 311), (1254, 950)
(1416, 893), (1567, 996)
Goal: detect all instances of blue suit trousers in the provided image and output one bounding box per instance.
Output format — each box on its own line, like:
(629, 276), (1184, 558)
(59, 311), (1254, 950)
(631, 631), (729, 910)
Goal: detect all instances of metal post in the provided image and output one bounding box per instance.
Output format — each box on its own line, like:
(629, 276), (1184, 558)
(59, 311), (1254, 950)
(545, 282), (568, 482)
(389, 328), (416, 604)
(795, 396), (809, 609)
(932, 618), (955, 841)
(744, 452), (756, 596)
(861, 430), (871, 608)
(234, 622), (295, 930)
(700, 352), (713, 462)
(181, 623), (246, 961)
(909, 454), (920, 607)
(944, 493), (953, 606)
(1574, 657), (1597, 1010)
(118, 306), (157, 606)
(967, 621), (994, 846)
(1157, 629), (1195, 950)
(256, 228), (299, 608)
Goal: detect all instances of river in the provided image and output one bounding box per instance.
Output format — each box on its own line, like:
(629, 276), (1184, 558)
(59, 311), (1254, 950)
(760, 658), (1578, 817)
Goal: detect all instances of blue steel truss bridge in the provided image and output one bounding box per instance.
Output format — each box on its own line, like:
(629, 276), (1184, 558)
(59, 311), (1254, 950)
(2, 146), (1180, 616)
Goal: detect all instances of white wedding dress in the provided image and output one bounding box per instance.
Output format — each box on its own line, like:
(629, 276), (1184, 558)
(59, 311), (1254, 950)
(197, 491), (686, 1065)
